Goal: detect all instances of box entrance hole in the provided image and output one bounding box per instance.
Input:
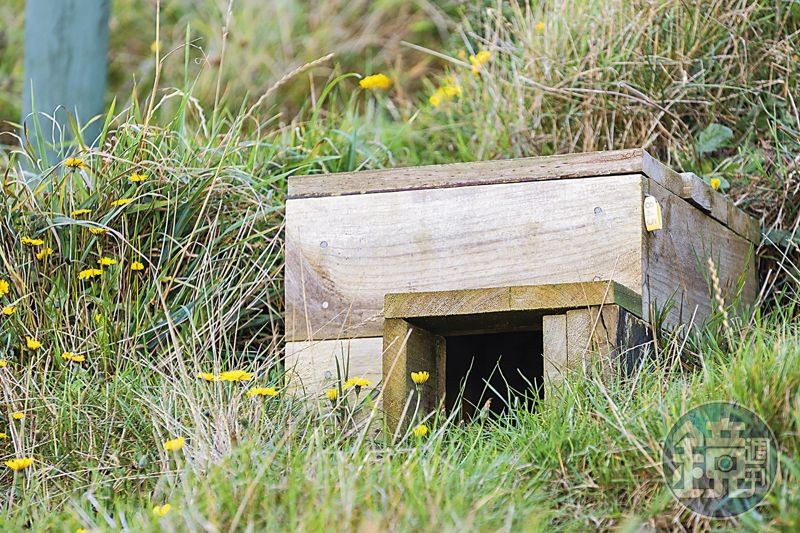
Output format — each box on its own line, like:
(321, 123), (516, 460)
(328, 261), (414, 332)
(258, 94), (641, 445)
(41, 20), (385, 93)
(444, 330), (543, 419)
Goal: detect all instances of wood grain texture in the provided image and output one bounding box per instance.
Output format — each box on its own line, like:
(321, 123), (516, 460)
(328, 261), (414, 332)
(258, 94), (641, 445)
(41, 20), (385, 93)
(613, 308), (653, 376)
(679, 172), (760, 243)
(290, 149), (645, 199)
(552, 305), (652, 391)
(290, 148), (694, 202)
(585, 305), (652, 380)
(286, 174), (644, 341)
(284, 338), (383, 394)
(383, 319), (439, 432)
(642, 179), (758, 329)
(565, 308), (594, 375)
(385, 281), (642, 319)
(542, 314), (567, 392)
(289, 148), (758, 244)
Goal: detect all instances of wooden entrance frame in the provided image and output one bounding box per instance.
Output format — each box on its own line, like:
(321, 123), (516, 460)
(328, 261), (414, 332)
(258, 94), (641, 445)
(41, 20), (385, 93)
(382, 281), (651, 430)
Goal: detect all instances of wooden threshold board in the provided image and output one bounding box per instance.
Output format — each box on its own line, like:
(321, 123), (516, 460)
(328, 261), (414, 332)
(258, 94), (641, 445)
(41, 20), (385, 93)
(384, 280), (642, 319)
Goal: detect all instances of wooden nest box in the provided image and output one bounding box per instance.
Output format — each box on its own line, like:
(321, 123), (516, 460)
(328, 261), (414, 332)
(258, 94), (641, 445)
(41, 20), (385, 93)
(284, 149), (759, 425)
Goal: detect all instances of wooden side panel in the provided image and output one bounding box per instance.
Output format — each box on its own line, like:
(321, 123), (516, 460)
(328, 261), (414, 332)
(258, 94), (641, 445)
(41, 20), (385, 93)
(383, 319), (439, 432)
(588, 305), (652, 379)
(679, 172), (760, 244)
(542, 314), (567, 392)
(643, 180), (757, 329)
(286, 174), (644, 341)
(565, 308), (593, 374)
(552, 305), (651, 391)
(613, 308), (653, 376)
(284, 338), (383, 394)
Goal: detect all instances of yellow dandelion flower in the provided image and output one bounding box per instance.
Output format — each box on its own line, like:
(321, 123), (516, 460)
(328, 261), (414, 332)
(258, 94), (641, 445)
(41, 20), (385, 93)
(0, 360), (7, 368)
(4, 457), (34, 471)
(710, 178), (721, 190)
(472, 50), (491, 65)
(26, 337), (42, 350)
(219, 370), (253, 382)
(535, 21), (546, 33)
(0, 279), (8, 297)
(359, 73), (392, 91)
(246, 387), (279, 397)
(343, 377), (372, 390)
(152, 504), (172, 517)
(71, 209), (92, 217)
(429, 85), (461, 107)
(11, 412), (25, 420)
(64, 158), (86, 170)
(326, 388), (338, 401)
(94, 313), (103, 324)
(2, 305), (15, 316)
(411, 371), (430, 385)
(62, 352), (85, 363)
(413, 424), (429, 438)
(88, 227), (108, 235)
(130, 172), (147, 183)
(197, 372), (218, 382)
(36, 247), (54, 260)
(131, 261), (145, 271)
(98, 257), (118, 267)
(21, 237), (44, 247)
(164, 437), (185, 452)
(78, 268), (104, 280)
(110, 198), (134, 207)
(0, 433), (7, 439)
(469, 50), (492, 74)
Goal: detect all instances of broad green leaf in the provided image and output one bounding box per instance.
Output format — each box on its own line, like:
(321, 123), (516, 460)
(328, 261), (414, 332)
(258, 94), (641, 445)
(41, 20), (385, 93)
(697, 123), (734, 155)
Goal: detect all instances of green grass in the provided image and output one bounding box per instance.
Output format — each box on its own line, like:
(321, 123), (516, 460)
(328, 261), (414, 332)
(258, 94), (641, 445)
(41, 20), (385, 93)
(0, 0), (799, 530)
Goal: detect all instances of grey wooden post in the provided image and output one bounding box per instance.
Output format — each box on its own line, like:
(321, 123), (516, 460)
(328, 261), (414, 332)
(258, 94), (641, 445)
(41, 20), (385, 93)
(22, 0), (110, 163)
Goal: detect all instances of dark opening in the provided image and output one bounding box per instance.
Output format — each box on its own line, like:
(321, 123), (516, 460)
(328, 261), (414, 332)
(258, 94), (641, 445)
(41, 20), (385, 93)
(444, 330), (543, 419)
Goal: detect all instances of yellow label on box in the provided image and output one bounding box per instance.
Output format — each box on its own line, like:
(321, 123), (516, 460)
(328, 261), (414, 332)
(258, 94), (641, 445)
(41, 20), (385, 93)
(644, 195), (663, 231)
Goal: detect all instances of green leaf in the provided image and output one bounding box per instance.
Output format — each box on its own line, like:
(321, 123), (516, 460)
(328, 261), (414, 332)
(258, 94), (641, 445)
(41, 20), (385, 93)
(696, 123), (734, 155)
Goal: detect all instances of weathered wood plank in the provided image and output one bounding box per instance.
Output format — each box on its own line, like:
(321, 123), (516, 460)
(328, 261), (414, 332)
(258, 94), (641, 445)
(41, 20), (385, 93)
(552, 305), (651, 389)
(727, 201), (761, 245)
(640, 151), (690, 198)
(642, 179), (758, 330)
(289, 148), (718, 210)
(384, 281), (642, 319)
(286, 175), (644, 341)
(542, 314), (567, 392)
(679, 172), (728, 223)
(679, 172), (761, 244)
(565, 308), (593, 374)
(383, 319), (439, 432)
(613, 308), (652, 376)
(289, 149), (646, 199)
(284, 338), (383, 394)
